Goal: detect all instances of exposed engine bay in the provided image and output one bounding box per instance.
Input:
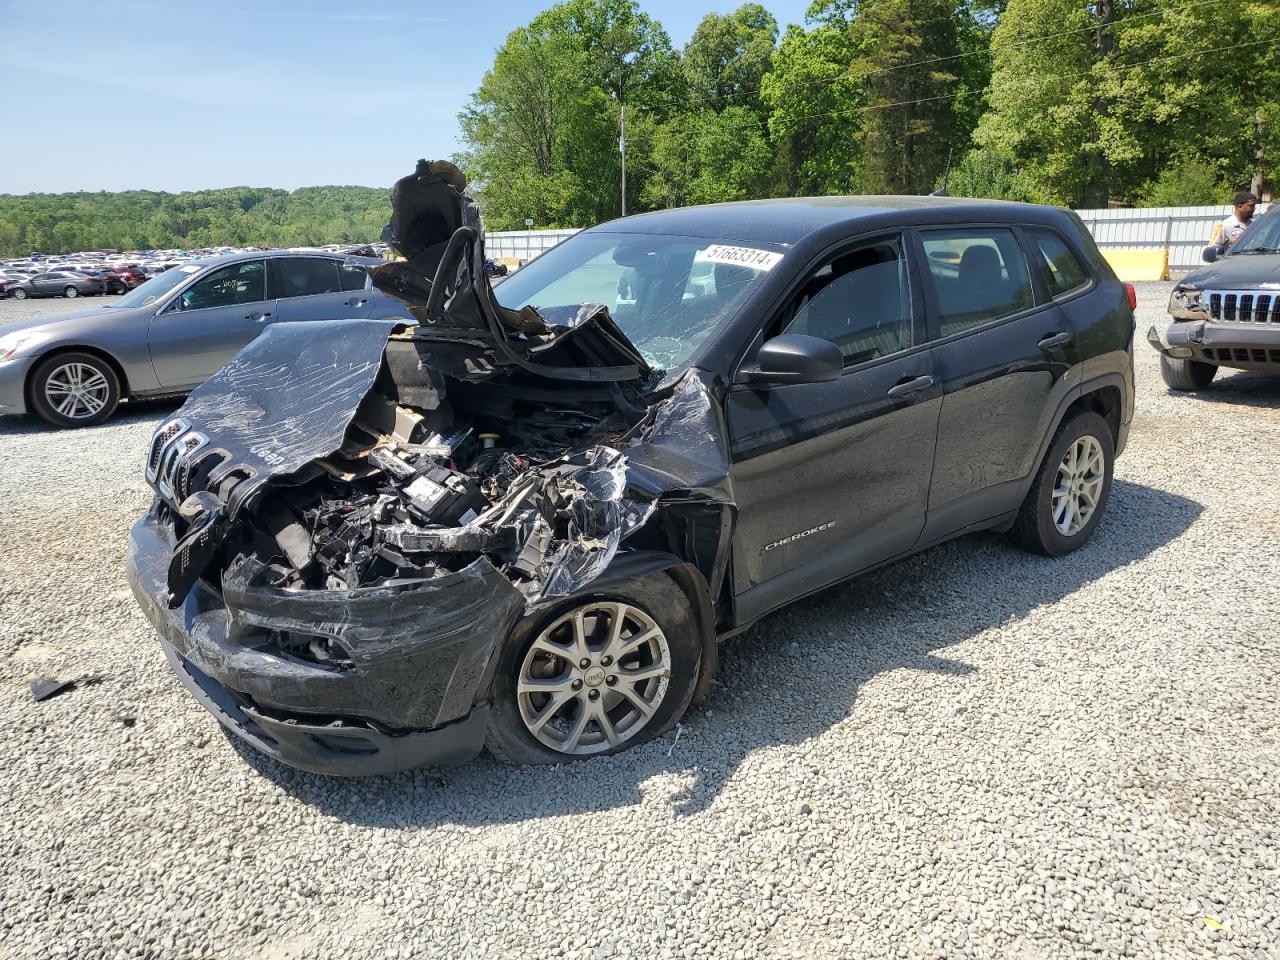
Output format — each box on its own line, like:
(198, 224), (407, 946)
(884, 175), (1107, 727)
(145, 160), (729, 622)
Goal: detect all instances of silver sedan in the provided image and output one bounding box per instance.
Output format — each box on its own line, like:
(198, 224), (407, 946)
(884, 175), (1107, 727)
(0, 251), (413, 428)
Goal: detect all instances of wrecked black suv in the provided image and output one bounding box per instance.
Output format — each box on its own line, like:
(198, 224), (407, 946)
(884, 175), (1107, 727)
(128, 161), (1135, 775)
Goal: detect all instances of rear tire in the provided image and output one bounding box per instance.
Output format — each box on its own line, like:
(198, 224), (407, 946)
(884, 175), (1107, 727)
(1160, 354), (1216, 391)
(64, 286), (79, 298)
(486, 572), (700, 765)
(1010, 410), (1114, 557)
(29, 352), (121, 428)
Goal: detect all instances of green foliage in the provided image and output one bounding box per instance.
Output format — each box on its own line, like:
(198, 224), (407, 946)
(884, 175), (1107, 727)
(941, 145), (1046, 201)
(1135, 157), (1234, 208)
(0, 186), (390, 257)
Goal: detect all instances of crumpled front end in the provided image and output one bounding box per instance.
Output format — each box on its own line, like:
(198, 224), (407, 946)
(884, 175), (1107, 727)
(128, 160), (734, 774)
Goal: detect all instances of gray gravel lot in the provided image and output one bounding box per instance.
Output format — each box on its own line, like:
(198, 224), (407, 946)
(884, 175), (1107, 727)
(1, 283), (1277, 960)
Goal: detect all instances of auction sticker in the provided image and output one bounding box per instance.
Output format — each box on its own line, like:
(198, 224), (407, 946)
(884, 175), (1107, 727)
(696, 244), (783, 272)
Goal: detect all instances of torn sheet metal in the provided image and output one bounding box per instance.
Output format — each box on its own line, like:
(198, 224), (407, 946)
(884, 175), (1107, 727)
(152, 318), (401, 518)
(134, 160), (744, 744)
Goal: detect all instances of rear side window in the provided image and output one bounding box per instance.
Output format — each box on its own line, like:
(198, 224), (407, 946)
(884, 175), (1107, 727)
(276, 258), (341, 298)
(1026, 228), (1089, 298)
(339, 263), (369, 292)
(780, 237), (911, 366)
(921, 228), (1033, 337)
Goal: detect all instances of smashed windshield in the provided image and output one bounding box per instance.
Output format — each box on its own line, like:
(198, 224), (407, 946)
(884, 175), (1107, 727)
(111, 264), (202, 308)
(493, 232), (781, 374)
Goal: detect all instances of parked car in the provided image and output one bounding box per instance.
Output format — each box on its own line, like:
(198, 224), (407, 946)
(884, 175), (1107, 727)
(76, 268), (130, 295)
(0, 251), (415, 428)
(1148, 205), (1280, 389)
(108, 264), (149, 288)
(6, 271), (106, 300)
(126, 161), (1135, 776)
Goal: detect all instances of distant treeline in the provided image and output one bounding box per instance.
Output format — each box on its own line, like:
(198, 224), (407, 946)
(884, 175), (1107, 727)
(0, 186), (391, 257)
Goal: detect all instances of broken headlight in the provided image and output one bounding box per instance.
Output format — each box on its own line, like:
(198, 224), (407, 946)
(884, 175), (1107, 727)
(1168, 286), (1208, 321)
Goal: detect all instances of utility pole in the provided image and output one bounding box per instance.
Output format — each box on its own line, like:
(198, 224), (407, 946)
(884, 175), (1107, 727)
(619, 104), (627, 217)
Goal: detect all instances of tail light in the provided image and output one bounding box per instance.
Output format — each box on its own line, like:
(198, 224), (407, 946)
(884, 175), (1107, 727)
(1123, 283), (1137, 311)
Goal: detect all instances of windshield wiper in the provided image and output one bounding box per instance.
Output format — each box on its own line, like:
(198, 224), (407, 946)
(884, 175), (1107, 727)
(1235, 246), (1280, 255)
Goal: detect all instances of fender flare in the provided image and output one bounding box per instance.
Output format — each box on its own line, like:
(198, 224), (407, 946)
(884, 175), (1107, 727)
(1019, 371), (1129, 503)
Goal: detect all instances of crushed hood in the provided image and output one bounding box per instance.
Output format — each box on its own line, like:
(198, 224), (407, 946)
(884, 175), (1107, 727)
(144, 161), (732, 614)
(1182, 252), (1280, 290)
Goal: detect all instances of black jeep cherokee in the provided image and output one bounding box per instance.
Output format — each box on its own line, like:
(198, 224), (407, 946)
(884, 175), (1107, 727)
(1149, 204), (1280, 389)
(127, 160), (1135, 775)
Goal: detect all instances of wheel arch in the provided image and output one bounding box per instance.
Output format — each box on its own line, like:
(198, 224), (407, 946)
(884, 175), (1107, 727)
(24, 343), (132, 408)
(1066, 381), (1123, 449)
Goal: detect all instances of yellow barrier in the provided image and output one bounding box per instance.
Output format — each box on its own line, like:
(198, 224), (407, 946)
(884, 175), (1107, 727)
(1102, 248), (1169, 282)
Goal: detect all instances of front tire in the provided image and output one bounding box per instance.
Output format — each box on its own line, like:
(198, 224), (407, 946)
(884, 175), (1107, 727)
(1010, 410), (1114, 557)
(1160, 354), (1216, 391)
(29, 352), (121, 428)
(486, 572), (700, 764)
(11, 288), (28, 300)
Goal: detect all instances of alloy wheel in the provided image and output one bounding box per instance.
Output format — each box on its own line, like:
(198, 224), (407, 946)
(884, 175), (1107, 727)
(43, 362), (110, 420)
(65, 286), (79, 298)
(517, 601), (672, 756)
(1052, 435), (1104, 536)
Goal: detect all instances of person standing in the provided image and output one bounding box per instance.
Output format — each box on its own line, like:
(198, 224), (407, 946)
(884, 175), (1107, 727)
(1209, 191), (1258, 254)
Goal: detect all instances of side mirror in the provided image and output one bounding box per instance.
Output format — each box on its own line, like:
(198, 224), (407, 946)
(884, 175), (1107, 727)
(1202, 246), (1219, 263)
(738, 334), (843, 386)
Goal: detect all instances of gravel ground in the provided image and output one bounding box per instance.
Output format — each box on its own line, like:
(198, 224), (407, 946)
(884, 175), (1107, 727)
(1, 283), (1277, 960)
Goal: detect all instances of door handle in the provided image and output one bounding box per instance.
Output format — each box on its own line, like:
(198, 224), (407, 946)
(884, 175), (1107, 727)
(245, 311), (272, 322)
(344, 298), (368, 308)
(886, 375), (934, 399)
(1037, 331), (1073, 350)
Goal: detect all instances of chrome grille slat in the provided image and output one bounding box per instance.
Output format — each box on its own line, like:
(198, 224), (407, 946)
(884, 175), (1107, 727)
(146, 419), (188, 482)
(1205, 290), (1280, 323)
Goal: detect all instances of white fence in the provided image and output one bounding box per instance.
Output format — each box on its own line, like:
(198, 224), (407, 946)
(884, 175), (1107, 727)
(1076, 204), (1269, 274)
(484, 228), (581, 263)
(486, 203), (1270, 275)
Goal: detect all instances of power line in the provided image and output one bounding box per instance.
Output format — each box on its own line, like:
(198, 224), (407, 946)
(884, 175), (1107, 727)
(768, 35), (1277, 127)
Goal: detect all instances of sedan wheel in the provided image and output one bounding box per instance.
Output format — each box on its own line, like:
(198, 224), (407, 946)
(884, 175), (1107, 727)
(11, 288), (28, 300)
(30, 352), (121, 428)
(64, 286), (79, 298)
(517, 601), (672, 756)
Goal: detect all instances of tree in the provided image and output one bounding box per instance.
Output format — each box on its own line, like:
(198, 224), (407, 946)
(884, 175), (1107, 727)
(644, 5), (780, 208)
(683, 5), (779, 116)
(763, 18), (868, 195)
(457, 0), (681, 227)
(847, 0), (967, 195)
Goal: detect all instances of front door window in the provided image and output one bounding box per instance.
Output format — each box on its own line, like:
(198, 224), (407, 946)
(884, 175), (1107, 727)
(180, 261), (266, 311)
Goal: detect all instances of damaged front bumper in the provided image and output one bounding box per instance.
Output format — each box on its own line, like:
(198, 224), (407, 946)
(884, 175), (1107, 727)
(127, 508), (523, 775)
(1148, 320), (1280, 370)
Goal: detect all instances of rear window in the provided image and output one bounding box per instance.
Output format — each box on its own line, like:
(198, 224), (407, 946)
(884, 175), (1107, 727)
(1026, 228), (1089, 298)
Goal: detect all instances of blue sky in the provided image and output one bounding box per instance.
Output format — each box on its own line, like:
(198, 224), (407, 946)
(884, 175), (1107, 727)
(0, 0), (813, 195)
